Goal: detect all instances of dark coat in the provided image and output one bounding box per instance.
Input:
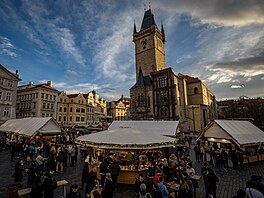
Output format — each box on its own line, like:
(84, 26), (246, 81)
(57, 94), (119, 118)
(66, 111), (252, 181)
(204, 173), (219, 190)
(66, 191), (81, 198)
(102, 178), (114, 198)
(43, 177), (56, 198)
(30, 183), (43, 198)
(14, 163), (23, 183)
(82, 163), (89, 183)
(85, 171), (97, 194)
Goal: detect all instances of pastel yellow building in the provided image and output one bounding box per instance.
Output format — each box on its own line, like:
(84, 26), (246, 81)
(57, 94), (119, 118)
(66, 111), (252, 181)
(107, 95), (130, 121)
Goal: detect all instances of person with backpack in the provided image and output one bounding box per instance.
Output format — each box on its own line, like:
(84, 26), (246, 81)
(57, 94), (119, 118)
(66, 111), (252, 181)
(138, 183), (152, 198)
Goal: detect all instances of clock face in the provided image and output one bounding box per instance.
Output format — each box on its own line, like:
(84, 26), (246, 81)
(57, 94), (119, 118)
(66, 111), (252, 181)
(141, 38), (148, 49)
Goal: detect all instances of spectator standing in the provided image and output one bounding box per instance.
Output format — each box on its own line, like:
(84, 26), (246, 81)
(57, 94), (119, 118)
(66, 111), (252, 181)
(102, 172), (114, 198)
(109, 160), (120, 190)
(56, 147), (65, 174)
(157, 177), (169, 198)
(100, 159), (109, 187)
(13, 158), (24, 183)
(85, 166), (98, 197)
(204, 169), (219, 198)
(30, 175), (43, 198)
(43, 173), (57, 198)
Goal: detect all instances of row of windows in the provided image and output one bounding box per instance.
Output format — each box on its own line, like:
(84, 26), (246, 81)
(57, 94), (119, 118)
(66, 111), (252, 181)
(0, 91), (12, 101)
(2, 107), (10, 116)
(18, 102), (36, 109)
(17, 93), (38, 101)
(17, 112), (36, 118)
(58, 116), (85, 122)
(41, 93), (56, 101)
(59, 106), (87, 113)
(42, 114), (53, 117)
(60, 98), (85, 104)
(0, 78), (13, 87)
(42, 102), (54, 110)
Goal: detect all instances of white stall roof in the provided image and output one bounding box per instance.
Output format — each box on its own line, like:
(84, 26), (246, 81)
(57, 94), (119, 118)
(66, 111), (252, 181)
(214, 120), (264, 146)
(108, 120), (179, 136)
(0, 117), (61, 137)
(76, 127), (176, 149)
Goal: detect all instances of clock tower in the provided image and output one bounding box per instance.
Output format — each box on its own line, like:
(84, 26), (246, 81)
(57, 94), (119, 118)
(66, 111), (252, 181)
(130, 9), (166, 120)
(133, 9), (166, 80)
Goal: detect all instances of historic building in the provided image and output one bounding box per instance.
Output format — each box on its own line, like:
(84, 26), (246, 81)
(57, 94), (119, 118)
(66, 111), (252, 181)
(56, 90), (106, 126)
(0, 64), (20, 124)
(16, 81), (59, 119)
(107, 95), (130, 121)
(130, 9), (217, 133)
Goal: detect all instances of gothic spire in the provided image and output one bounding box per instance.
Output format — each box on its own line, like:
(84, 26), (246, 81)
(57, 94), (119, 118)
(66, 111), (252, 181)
(161, 23), (166, 42)
(134, 22), (137, 34)
(140, 9), (156, 31)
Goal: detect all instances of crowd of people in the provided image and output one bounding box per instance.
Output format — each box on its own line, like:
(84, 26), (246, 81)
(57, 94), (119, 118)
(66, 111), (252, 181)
(1, 133), (264, 198)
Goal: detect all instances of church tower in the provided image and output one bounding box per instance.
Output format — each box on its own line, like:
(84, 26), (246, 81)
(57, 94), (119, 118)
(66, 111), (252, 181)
(130, 9), (166, 120)
(133, 9), (166, 80)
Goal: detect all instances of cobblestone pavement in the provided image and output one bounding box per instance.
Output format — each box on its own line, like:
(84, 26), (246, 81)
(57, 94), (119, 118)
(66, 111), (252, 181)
(1, 148), (264, 198)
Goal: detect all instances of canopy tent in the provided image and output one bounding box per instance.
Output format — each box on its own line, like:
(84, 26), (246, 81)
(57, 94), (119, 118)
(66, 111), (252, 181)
(108, 120), (179, 136)
(198, 120), (264, 147)
(0, 117), (62, 138)
(76, 127), (177, 150)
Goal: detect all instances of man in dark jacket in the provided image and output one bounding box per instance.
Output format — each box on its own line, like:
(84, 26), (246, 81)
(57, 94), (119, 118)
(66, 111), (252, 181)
(204, 169), (219, 198)
(66, 183), (81, 198)
(100, 159), (109, 187)
(85, 166), (98, 196)
(109, 160), (120, 190)
(43, 173), (57, 198)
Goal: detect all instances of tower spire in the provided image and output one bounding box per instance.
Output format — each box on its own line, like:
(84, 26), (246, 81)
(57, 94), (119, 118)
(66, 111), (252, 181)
(134, 20), (137, 34)
(161, 23), (165, 42)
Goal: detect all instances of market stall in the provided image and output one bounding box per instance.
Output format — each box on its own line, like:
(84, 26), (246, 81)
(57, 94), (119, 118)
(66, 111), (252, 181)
(0, 117), (62, 142)
(198, 120), (264, 164)
(76, 120), (179, 184)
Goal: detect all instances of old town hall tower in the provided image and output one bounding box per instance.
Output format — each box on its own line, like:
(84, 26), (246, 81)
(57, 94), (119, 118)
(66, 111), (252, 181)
(130, 9), (166, 120)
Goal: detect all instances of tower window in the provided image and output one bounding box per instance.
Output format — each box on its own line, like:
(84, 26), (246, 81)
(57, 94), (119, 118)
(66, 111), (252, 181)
(158, 77), (166, 88)
(194, 87), (198, 94)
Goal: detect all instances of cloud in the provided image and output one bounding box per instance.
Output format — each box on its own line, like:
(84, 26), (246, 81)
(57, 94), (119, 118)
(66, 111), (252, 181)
(65, 70), (77, 76)
(0, 36), (17, 57)
(154, 0), (264, 26)
(231, 85), (244, 89)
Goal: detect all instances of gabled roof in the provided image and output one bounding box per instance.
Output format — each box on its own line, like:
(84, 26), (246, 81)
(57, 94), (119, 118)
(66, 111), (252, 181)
(140, 9), (156, 31)
(201, 120), (264, 146)
(0, 117), (61, 137)
(0, 64), (20, 81)
(180, 74), (201, 84)
(67, 93), (79, 98)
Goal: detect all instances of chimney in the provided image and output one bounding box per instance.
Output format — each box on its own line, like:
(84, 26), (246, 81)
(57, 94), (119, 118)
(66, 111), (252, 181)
(47, 80), (52, 87)
(29, 81), (33, 86)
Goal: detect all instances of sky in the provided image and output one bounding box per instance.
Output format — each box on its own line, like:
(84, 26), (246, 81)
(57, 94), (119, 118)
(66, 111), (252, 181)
(0, 0), (264, 101)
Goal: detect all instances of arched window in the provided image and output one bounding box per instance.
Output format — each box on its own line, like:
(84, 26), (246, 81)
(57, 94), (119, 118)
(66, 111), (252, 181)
(194, 87), (198, 94)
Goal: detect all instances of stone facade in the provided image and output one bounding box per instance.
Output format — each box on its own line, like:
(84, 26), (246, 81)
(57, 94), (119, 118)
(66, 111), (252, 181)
(16, 81), (58, 119)
(0, 64), (20, 124)
(56, 91), (106, 126)
(107, 95), (130, 121)
(130, 9), (218, 133)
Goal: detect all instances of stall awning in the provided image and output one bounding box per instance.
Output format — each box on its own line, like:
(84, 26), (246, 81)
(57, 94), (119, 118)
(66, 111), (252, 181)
(199, 120), (264, 147)
(0, 117), (62, 138)
(76, 127), (177, 149)
(108, 120), (179, 136)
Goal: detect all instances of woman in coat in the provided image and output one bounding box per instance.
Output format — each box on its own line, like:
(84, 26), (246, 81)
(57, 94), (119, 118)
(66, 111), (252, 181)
(102, 172), (114, 198)
(14, 159), (24, 183)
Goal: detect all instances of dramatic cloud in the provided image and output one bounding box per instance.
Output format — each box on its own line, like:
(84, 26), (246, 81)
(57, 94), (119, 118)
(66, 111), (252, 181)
(155, 0), (264, 26)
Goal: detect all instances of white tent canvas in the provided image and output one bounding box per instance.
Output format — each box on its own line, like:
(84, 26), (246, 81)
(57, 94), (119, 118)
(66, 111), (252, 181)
(0, 117), (61, 138)
(202, 120), (264, 146)
(108, 120), (179, 136)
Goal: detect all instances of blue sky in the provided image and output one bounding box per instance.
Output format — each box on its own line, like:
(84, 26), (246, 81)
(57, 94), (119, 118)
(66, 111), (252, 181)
(0, 0), (264, 101)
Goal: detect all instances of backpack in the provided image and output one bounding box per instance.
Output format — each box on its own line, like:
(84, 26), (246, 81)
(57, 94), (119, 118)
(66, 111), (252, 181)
(139, 192), (152, 198)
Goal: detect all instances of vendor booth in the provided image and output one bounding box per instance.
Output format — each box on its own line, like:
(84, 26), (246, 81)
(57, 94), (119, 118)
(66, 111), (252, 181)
(198, 120), (264, 164)
(0, 117), (62, 142)
(76, 120), (179, 184)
